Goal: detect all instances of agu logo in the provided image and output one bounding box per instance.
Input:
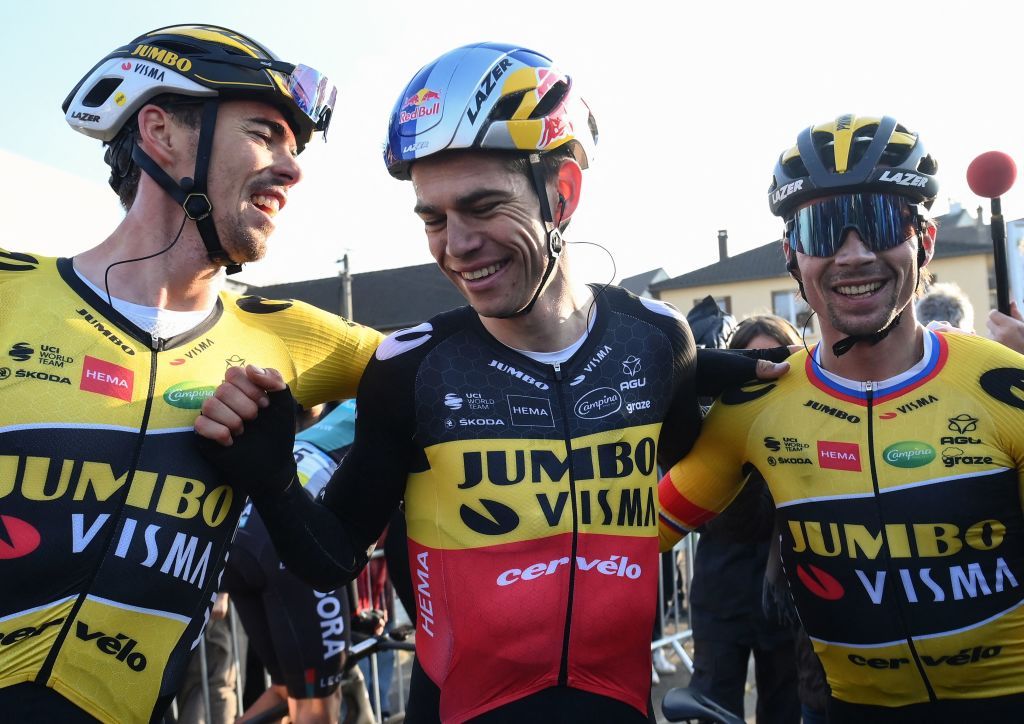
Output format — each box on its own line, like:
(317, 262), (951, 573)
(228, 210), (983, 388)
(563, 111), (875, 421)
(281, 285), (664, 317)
(80, 356), (134, 401)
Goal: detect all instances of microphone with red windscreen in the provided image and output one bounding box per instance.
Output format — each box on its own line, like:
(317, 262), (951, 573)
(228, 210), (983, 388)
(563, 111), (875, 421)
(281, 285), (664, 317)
(967, 151), (1017, 314)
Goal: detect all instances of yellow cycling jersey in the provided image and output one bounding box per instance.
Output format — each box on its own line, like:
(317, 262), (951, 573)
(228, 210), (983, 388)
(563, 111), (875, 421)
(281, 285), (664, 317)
(0, 250), (381, 723)
(659, 330), (1024, 707)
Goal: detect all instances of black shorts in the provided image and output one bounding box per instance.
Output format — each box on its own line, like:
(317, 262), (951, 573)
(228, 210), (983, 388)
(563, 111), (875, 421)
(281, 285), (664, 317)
(223, 501), (350, 699)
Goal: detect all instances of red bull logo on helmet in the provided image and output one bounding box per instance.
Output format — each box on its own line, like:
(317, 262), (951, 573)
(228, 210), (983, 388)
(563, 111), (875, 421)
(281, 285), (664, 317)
(400, 88), (441, 124)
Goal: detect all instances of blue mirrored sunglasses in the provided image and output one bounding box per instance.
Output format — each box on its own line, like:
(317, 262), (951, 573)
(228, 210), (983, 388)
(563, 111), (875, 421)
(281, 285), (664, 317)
(786, 193), (921, 257)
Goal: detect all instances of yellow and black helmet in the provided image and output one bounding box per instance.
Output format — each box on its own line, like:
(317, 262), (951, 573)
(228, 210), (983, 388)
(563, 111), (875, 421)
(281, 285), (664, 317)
(63, 24), (335, 152)
(768, 115), (939, 218)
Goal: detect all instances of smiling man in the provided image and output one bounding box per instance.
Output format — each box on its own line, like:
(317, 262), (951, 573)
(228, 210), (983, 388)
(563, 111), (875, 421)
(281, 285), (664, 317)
(659, 115), (1024, 723)
(193, 42), (786, 723)
(0, 25), (381, 723)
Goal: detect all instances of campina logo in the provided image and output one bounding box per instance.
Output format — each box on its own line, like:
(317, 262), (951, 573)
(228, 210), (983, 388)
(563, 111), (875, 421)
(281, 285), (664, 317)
(883, 441), (936, 468)
(164, 381), (216, 409)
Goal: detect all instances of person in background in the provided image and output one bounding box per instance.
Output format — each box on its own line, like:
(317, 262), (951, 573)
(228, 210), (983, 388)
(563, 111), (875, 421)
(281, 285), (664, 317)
(687, 315), (802, 724)
(915, 282), (974, 331)
(988, 300), (1024, 353)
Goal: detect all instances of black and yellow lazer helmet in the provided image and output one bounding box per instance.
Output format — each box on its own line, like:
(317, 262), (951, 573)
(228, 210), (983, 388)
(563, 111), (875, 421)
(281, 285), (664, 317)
(63, 24), (336, 151)
(768, 115), (939, 218)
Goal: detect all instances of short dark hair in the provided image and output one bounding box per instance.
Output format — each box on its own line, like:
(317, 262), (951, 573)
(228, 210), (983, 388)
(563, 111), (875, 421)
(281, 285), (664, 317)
(106, 95), (203, 210)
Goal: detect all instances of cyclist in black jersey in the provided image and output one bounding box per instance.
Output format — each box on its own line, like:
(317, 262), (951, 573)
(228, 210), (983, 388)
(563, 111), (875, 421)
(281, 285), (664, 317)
(225, 402), (357, 723)
(0, 26), (380, 724)
(659, 115), (1024, 723)
(195, 43), (787, 724)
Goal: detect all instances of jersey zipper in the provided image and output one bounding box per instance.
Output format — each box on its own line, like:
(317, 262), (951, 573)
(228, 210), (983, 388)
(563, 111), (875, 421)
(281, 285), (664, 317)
(863, 380), (937, 703)
(552, 361), (581, 687)
(36, 338), (163, 685)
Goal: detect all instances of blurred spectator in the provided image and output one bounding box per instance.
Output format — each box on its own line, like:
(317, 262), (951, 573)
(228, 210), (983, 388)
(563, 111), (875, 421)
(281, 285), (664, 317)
(988, 299), (1024, 354)
(688, 314), (802, 724)
(916, 282), (974, 331)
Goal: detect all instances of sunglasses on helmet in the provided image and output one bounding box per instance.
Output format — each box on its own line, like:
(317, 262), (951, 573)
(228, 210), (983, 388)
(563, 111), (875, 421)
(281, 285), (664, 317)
(205, 55), (337, 139)
(786, 193), (922, 257)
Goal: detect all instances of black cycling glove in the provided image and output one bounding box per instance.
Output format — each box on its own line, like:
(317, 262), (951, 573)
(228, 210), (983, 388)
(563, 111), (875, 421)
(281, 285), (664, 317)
(695, 346), (791, 398)
(196, 386), (298, 500)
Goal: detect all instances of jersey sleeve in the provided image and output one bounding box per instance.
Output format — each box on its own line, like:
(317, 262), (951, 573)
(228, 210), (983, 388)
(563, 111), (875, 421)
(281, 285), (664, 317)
(658, 398), (753, 550)
(633, 295), (702, 469)
(319, 330), (423, 554)
(229, 293), (384, 407)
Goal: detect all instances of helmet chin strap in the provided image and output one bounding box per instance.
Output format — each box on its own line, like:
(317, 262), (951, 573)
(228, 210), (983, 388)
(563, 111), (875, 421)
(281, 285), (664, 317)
(830, 234), (926, 357)
(130, 100), (243, 275)
(505, 154), (564, 318)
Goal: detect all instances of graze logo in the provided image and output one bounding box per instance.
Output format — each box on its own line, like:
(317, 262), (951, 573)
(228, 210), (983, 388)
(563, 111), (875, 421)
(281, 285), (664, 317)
(81, 356), (134, 401)
(0, 617), (64, 648)
(574, 387), (622, 419)
(804, 400), (861, 423)
(488, 360), (550, 390)
(444, 393), (463, 410)
(625, 400), (652, 414)
(883, 442), (936, 468)
(164, 381), (216, 409)
(0, 515), (41, 560)
(466, 58), (513, 124)
(948, 414), (979, 435)
(507, 395), (554, 427)
(75, 621), (147, 671)
(817, 441), (861, 471)
(8, 342), (32, 362)
(497, 554), (643, 587)
(76, 308), (136, 355)
(940, 447), (994, 468)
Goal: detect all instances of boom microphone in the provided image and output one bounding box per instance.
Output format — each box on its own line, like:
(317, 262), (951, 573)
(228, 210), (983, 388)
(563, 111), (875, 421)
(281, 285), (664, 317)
(967, 151), (1018, 314)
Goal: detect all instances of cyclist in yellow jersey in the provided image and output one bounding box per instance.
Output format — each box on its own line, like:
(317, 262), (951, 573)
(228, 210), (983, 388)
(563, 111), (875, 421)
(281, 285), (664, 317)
(659, 115), (1024, 723)
(0, 25), (381, 724)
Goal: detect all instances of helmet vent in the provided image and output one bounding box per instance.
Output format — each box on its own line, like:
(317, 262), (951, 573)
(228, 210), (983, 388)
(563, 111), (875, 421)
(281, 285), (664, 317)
(491, 91), (527, 122)
(530, 80), (568, 118)
(83, 78), (124, 108)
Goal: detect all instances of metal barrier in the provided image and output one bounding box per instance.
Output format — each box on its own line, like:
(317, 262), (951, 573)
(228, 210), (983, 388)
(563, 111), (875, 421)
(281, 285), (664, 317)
(651, 536), (698, 673)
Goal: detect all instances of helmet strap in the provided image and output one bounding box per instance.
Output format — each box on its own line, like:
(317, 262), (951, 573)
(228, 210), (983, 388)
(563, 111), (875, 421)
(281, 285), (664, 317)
(509, 154), (563, 317)
(130, 100), (243, 274)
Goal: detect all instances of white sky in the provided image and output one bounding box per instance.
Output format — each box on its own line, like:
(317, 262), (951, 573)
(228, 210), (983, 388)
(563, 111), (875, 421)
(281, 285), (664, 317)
(2, 0), (1022, 288)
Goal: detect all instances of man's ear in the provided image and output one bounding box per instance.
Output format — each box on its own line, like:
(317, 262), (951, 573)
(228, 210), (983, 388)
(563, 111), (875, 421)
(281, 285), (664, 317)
(553, 159), (583, 224)
(135, 104), (189, 168)
(919, 220), (937, 266)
